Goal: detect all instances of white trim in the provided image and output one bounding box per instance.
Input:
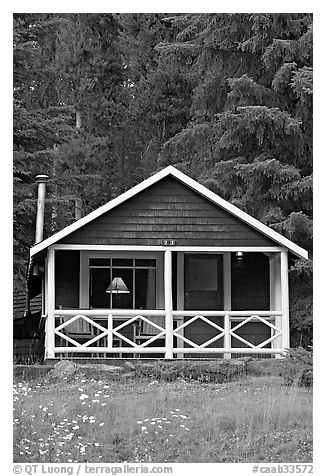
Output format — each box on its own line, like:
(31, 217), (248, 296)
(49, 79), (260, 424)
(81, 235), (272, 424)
(46, 248), (55, 358)
(44, 254), (48, 316)
(44, 254), (48, 359)
(52, 244), (285, 252)
(30, 166), (308, 259)
(281, 250), (290, 350)
(176, 252), (185, 357)
(172, 310), (282, 317)
(270, 253), (283, 358)
(164, 250), (173, 359)
(52, 346), (283, 355)
(223, 253), (232, 359)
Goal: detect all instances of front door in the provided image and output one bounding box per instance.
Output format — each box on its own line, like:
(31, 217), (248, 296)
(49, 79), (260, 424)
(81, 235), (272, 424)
(184, 254), (223, 310)
(182, 253), (224, 355)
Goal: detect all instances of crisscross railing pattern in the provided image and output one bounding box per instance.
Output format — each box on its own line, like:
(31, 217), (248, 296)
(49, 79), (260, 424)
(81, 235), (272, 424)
(51, 309), (284, 356)
(53, 309), (166, 355)
(55, 314), (108, 347)
(113, 314), (166, 348)
(173, 315), (225, 348)
(172, 310), (283, 355)
(230, 314), (283, 349)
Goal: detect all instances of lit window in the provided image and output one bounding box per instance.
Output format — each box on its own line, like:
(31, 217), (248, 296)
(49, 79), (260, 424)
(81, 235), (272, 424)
(89, 258), (156, 309)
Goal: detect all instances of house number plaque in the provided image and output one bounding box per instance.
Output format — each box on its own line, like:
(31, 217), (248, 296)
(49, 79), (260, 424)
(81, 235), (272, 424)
(162, 239), (176, 246)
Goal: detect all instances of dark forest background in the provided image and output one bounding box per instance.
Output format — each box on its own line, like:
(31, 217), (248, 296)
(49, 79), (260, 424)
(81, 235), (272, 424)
(13, 13), (313, 346)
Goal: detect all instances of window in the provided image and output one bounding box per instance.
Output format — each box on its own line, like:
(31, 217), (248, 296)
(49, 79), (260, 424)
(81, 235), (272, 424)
(89, 258), (157, 309)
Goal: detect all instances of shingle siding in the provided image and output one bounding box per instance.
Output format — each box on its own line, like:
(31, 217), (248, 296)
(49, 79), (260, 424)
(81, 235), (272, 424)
(58, 177), (275, 247)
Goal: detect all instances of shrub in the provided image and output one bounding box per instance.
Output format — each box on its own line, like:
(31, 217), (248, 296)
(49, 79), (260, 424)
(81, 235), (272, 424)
(281, 347), (313, 387)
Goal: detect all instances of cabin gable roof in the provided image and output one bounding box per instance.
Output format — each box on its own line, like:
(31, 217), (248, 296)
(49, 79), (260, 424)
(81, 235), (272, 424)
(30, 166), (308, 259)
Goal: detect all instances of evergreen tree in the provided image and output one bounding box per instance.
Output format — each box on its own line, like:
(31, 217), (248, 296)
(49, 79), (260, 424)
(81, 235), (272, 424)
(155, 13), (313, 345)
(13, 14), (75, 284)
(13, 13), (129, 284)
(117, 13), (193, 176)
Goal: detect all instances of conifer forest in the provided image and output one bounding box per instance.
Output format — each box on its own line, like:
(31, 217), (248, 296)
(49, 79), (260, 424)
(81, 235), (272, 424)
(13, 13), (313, 346)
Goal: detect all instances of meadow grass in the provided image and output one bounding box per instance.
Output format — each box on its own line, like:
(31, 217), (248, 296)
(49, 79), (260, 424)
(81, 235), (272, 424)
(13, 374), (312, 463)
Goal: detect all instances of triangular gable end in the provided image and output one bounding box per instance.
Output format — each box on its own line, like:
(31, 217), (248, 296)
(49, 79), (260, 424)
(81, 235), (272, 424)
(30, 166), (308, 259)
(58, 176), (275, 248)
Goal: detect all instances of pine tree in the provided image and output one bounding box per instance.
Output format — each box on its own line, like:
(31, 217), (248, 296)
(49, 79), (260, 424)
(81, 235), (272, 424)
(117, 14), (193, 176)
(13, 14), (75, 284)
(13, 13), (129, 284)
(154, 13), (313, 345)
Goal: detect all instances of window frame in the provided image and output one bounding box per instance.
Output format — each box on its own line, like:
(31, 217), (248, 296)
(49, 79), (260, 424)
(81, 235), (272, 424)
(80, 251), (164, 310)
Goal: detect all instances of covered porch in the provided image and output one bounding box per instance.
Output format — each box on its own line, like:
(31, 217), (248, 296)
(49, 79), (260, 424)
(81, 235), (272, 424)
(43, 244), (290, 359)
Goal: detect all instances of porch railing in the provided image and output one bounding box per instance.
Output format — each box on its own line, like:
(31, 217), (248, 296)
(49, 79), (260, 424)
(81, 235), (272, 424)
(48, 308), (285, 358)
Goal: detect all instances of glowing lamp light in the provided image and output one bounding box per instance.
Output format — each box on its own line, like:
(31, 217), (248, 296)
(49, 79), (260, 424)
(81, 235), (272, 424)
(105, 277), (130, 294)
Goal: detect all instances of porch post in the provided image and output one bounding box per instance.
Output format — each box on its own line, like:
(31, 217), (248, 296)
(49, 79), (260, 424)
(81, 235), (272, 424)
(270, 253), (283, 358)
(46, 247), (55, 358)
(280, 249), (290, 353)
(164, 250), (173, 359)
(223, 252), (232, 359)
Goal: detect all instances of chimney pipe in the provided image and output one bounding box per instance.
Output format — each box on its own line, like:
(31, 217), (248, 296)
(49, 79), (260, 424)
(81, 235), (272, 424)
(35, 174), (49, 244)
(74, 198), (83, 221)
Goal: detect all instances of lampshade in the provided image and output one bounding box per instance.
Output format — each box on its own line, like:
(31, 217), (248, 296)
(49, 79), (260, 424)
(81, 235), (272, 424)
(105, 277), (130, 294)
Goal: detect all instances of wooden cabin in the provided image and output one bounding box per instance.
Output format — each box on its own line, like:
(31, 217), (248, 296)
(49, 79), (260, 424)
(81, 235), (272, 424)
(13, 290), (43, 362)
(27, 166), (308, 360)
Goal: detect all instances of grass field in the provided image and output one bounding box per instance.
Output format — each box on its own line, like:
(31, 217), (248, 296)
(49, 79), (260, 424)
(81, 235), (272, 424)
(13, 372), (312, 463)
